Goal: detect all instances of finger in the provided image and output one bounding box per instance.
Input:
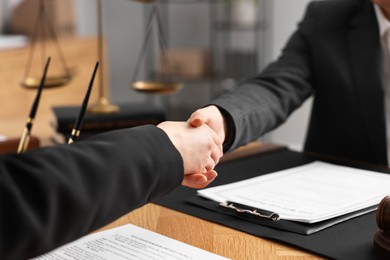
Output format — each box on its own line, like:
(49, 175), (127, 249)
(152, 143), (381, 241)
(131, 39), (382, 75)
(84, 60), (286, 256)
(188, 115), (205, 127)
(204, 170), (218, 182)
(208, 128), (223, 158)
(181, 170), (219, 189)
(197, 170), (218, 189)
(205, 157), (216, 172)
(181, 173), (208, 189)
(210, 143), (222, 165)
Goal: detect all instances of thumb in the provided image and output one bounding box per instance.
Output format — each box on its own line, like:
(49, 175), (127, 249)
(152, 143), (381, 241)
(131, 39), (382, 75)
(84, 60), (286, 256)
(188, 114), (205, 127)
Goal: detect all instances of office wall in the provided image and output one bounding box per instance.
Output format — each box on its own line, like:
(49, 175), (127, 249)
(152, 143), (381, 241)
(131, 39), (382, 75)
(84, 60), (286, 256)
(75, 0), (312, 149)
(0, 0), (24, 33)
(102, 1), (216, 115)
(74, 0), (97, 37)
(74, 0), (146, 104)
(0, 2), (4, 32)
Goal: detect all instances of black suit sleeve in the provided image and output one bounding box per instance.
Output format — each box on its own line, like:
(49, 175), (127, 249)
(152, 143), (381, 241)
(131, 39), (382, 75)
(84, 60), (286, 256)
(211, 2), (316, 151)
(211, 0), (384, 164)
(0, 125), (183, 260)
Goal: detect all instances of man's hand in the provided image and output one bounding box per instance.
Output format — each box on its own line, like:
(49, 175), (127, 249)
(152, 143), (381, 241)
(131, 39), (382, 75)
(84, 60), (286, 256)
(188, 105), (226, 144)
(182, 170), (218, 189)
(157, 121), (223, 188)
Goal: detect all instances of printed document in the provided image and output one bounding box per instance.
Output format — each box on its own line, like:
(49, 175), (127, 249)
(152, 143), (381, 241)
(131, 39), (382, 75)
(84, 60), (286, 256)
(198, 161), (390, 223)
(33, 224), (229, 260)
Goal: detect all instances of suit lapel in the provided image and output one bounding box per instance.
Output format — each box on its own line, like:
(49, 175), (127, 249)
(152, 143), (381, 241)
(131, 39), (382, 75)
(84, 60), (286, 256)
(347, 1), (387, 164)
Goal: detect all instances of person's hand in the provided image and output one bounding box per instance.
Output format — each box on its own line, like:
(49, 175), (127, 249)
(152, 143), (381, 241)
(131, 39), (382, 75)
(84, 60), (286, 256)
(188, 105), (226, 144)
(157, 121), (223, 188)
(182, 170), (218, 189)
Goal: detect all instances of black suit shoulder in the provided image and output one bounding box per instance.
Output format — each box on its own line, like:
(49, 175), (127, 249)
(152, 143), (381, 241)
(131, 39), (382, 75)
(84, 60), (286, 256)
(301, 0), (366, 31)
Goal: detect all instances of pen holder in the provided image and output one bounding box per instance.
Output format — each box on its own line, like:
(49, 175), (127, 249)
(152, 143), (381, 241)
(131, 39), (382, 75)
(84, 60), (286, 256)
(374, 196), (390, 258)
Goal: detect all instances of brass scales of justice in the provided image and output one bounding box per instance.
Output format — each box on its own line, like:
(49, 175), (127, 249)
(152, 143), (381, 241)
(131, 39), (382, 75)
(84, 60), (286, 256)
(89, 0), (182, 114)
(21, 0), (72, 89)
(21, 0), (181, 114)
(130, 0), (182, 94)
(21, 0), (119, 114)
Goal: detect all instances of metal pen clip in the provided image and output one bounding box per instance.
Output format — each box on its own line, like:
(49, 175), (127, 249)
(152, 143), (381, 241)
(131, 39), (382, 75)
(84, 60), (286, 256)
(219, 201), (280, 221)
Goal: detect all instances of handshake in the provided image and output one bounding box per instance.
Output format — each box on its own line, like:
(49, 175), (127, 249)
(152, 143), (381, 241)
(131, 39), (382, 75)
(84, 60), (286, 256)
(157, 106), (226, 189)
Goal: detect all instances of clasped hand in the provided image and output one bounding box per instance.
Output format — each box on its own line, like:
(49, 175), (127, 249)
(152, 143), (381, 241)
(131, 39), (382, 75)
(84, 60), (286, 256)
(158, 119), (223, 189)
(158, 106), (226, 189)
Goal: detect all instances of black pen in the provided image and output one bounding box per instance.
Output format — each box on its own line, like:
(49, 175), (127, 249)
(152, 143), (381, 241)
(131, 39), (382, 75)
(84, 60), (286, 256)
(68, 62), (99, 144)
(17, 57), (51, 153)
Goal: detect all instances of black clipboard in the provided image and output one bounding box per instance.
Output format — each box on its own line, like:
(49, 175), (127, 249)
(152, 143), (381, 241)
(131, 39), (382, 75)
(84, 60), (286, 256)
(154, 149), (385, 259)
(187, 196), (377, 235)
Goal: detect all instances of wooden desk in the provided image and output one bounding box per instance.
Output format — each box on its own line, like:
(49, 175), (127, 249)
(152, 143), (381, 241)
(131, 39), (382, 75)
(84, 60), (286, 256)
(100, 205), (322, 260)
(0, 38), (322, 260)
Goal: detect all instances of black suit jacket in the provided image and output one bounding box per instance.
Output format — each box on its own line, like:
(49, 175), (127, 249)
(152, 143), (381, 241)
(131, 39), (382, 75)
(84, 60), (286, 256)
(213, 0), (387, 165)
(0, 125), (183, 260)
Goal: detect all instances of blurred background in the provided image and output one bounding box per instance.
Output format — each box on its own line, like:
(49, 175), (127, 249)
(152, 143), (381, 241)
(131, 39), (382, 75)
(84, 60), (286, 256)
(0, 0), (312, 151)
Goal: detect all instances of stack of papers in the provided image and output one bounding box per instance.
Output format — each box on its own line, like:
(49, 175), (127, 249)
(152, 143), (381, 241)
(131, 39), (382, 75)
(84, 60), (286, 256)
(0, 35), (28, 50)
(33, 224), (229, 260)
(198, 161), (390, 223)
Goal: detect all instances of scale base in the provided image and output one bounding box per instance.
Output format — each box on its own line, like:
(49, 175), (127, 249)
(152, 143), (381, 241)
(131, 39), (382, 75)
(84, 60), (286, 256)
(88, 97), (119, 114)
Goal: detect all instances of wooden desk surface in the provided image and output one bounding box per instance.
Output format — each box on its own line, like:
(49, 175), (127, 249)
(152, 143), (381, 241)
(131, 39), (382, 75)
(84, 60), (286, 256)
(0, 38), (322, 260)
(100, 204), (323, 260)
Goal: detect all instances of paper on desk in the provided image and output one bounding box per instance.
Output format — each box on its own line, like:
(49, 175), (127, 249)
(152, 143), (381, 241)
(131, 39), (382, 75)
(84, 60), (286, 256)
(0, 35), (28, 50)
(198, 161), (390, 223)
(32, 224), (229, 260)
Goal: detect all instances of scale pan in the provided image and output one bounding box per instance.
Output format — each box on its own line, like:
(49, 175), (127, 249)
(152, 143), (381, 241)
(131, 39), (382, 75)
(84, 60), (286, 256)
(132, 81), (182, 94)
(22, 74), (72, 89)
